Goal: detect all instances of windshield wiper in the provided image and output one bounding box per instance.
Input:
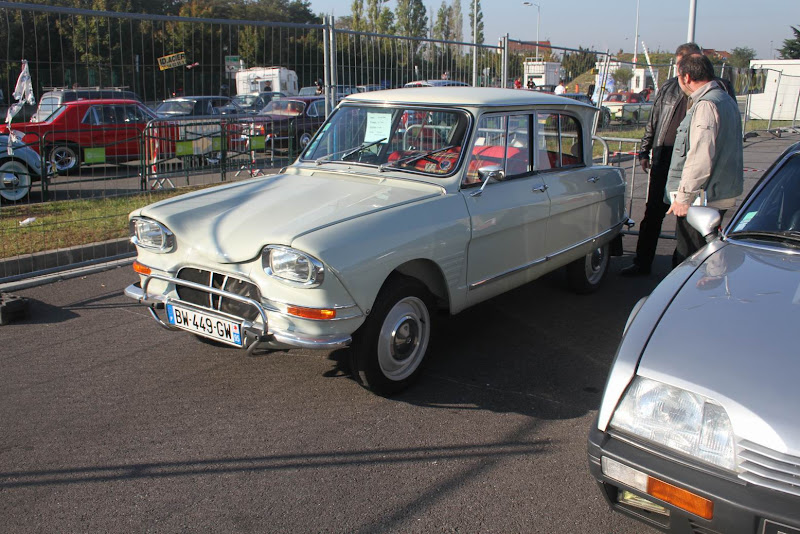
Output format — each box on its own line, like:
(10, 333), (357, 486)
(379, 145), (457, 172)
(728, 230), (800, 247)
(341, 138), (387, 161)
(314, 138), (387, 165)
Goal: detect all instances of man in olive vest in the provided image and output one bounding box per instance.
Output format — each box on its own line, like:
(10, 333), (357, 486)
(665, 53), (743, 266)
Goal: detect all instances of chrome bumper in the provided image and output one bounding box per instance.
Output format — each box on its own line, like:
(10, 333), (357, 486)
(125, 274), (352, 354)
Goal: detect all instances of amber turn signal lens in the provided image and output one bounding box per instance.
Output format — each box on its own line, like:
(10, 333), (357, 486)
(133, 261), (151, 275)
(647, 477), (713, 520)
(286, 306), (336, 320)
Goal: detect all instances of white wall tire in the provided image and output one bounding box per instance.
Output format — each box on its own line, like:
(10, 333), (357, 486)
(566, 243), (609, 294)
(0, 160), (32, 202)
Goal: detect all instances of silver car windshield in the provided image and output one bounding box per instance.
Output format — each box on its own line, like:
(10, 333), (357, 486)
(302, 104), (470, 177)
(728, 153), (800, 247)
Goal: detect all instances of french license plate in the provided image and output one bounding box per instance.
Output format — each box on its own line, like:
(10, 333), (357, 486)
(166, 303), (243, 347)
(763, 519), (800, 534)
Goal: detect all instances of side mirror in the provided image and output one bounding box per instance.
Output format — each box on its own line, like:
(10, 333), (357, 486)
(470, 165), (506, 197)
(687, 206), (722, 242)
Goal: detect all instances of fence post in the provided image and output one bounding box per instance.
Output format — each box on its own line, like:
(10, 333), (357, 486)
(502, 34), (509, 89)
(328, 15), (338, 110)
(767, 69), (782, 132)
(793, 80), (800, 129)
(323, 16), (332, 118)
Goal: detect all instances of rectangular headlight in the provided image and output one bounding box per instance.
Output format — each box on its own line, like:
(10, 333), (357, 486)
(262, 245), (324, 287)
(130, 218), (175, 252)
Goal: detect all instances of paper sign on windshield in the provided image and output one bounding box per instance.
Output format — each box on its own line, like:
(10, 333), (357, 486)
(364, 112), (392, 143)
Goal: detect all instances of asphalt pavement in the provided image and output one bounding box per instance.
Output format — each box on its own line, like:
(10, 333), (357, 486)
(1, 129), (798, 533)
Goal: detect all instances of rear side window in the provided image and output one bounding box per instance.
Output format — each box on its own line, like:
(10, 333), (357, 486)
(535, 113), (583, 170)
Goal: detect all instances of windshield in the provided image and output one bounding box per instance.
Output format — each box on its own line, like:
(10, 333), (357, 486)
(728, 153), (800, 246)
(302, 104), (470, 177)
(234, 95), (257, 106)
(260, 100), (305, 116)
(155, 101), (195, 115)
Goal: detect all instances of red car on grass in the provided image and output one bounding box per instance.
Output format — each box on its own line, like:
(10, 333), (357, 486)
(0, 98), (157, 174)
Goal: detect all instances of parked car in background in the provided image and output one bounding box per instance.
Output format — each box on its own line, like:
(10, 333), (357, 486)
(404, 80), (470, 88)
(154, 96), (245, 117)
(0, 99), (156, 174)
(603, 91), (653, 124)
(245, 96), (326, 151)
(298, 86), (320, 96)
(0, 134), (47, 202)
(233, 92), (286, 113)
(125, 87), (628, 396)
(31, 86), (141, 123)
(562, 93), (612, 127)
(356, 84), (384, 93)
(589, 142), (800, 533)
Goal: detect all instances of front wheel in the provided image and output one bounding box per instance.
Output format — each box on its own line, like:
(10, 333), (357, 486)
(298, 131), (313, 150)
(350, 277), (433, 395)
(0, 160), (32, 202)
(566, 243), (609, 294)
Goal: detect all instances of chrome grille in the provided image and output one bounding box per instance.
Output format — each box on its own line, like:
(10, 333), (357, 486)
(738, 439), (800, 497)
(176, 268), (261, 322)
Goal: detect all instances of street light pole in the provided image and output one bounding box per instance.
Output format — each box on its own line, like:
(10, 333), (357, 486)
(687, 0), (697, 43)
(522, 2), (541, 60)
(633, 0), (639, 66)
(473, 0), (478, 86)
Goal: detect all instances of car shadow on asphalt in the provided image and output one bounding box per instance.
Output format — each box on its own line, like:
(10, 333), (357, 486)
(326, 254), (671, 421)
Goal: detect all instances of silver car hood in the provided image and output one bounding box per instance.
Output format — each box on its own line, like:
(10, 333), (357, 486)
(638, 243), (800, 456)
(138, 172), (442, 263)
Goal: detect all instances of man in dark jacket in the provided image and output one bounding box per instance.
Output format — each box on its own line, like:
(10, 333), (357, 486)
(621, 43), (736, 276)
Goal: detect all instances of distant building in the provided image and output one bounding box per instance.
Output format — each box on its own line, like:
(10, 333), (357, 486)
(702, 48), (732, 61)
(505, 39), (552, 60)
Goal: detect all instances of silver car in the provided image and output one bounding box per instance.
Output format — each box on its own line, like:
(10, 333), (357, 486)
(589, 141), (800, 532)
(0, 134), (46, 202)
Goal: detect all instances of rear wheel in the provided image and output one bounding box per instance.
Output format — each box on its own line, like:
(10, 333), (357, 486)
(566, 243), (609, 294)
(0, 160), (32, 202)
(48, 143), (80, 175)
(298, 131), (313, 150)
(350, 276), (433, 395)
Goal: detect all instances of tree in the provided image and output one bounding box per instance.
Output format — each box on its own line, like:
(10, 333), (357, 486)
(612, 67), (633, 91)
(729, 47), (756, 68)
(450, 0), (463, 43)
(467, 0), (483, 45)
(395, 0), (428, 39)
(349, 0), (365, 31)
(779, 26), (800, 59)
(433, 1), (452, 42)
(561, 46), (596, 82)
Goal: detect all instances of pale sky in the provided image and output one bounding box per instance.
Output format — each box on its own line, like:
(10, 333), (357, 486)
(310, 0), (799, 61)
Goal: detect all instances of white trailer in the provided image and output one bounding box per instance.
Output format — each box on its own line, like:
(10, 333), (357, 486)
(235, 67), (299, 96)
(523, 60), (562, 88)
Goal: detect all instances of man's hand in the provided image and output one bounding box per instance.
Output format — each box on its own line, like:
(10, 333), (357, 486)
(667, 201), (690, 217)
(640, 157), (650, 173)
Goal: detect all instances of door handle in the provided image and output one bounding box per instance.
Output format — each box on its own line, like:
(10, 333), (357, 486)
(587, 176), (599, 183)
(532, 184), (548, 193)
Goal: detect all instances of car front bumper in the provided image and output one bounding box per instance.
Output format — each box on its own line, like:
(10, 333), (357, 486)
(125, 277), (352, 354)
(588, 423), (800, 534)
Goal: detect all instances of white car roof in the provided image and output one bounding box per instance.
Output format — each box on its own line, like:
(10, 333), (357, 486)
(343, 87), (592, 108)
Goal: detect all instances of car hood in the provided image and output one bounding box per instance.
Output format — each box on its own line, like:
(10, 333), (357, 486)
(137, 171), (443, 263)
(638, 243), (800, 455)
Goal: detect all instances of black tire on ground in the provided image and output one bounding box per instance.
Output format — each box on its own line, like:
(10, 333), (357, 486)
(566, 243), (609, 294)
(0, 160), (32, 203)
(349, 276), (434, 395)
(48, 143), (80, 175)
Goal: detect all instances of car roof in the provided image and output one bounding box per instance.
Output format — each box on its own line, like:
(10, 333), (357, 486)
(163, 96), (230, 102)
(344, 87), (592, 108)
(274, 96), (324, 102)
(64, 98), (143, 105)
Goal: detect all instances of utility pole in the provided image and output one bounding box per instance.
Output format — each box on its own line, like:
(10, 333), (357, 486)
(472, 0), (478, 86)
(687, 0), (697, 43)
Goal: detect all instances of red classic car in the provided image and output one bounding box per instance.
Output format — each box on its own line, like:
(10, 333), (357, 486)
(603, 91), (653, 123)
(0, 99), (157, 174)
(243, 96), (327, 151)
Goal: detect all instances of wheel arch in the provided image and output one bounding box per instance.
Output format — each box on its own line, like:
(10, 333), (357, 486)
(391, 258), (451, 312)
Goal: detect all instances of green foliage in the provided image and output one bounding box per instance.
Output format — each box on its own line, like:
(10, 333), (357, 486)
(779, 26), (800, 59)
(561, 47), (596, 82)
(467, 0), (483, 45)
(395, 0), (428, 39)
(611, 67), (632, 90)
(729, 47), (756, 68)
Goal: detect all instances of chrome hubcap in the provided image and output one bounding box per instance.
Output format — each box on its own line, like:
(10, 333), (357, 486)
(376, 296), (430, 381)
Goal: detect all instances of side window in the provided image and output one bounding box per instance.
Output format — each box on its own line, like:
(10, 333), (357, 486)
(83, 106), (101, 125)
(535, 113), (583, 170)
(307, 100), (321, 117)
(464, 114), (531, 185)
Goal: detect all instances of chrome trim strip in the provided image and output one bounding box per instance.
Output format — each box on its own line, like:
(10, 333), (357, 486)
(468, 220), (624, 290)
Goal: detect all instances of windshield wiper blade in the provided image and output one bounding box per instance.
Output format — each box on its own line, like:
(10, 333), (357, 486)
(340, 138), (387, 161)
(379, 145), (457, 172)
(314, 138), (387, 165)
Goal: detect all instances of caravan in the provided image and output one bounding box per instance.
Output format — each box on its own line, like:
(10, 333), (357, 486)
(235, 67), (299, 96)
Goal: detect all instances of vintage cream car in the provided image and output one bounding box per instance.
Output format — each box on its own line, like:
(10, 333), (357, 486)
(125, 88), (628, 394)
